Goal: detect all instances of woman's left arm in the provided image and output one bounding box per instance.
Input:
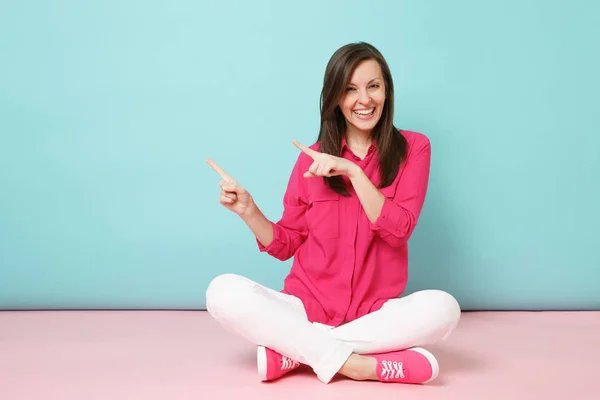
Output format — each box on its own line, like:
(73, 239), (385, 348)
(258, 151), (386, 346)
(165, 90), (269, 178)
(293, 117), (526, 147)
(293, 138), (431, 248)
(349, 139), (431, 247)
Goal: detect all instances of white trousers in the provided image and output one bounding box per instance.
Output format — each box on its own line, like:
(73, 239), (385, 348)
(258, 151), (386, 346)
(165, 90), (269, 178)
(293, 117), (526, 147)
(206, 273), (461, 384)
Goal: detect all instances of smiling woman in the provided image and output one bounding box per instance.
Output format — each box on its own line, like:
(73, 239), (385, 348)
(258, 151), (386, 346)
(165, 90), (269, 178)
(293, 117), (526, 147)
(316, 43), (408, 204)
(337, 61), (387, 129)
(205, 42), (460, 385)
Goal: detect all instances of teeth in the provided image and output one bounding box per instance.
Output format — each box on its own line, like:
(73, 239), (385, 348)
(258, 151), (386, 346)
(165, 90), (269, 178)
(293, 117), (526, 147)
(354, 108), (375, 115)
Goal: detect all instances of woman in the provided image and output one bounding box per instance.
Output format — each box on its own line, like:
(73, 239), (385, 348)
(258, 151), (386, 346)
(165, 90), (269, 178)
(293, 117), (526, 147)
(205, 42), (460, 385)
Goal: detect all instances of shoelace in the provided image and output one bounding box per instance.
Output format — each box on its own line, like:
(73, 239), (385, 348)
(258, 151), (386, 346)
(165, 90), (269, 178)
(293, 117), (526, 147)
(381, 360), (405, 380)
(281, 356), (299, 371)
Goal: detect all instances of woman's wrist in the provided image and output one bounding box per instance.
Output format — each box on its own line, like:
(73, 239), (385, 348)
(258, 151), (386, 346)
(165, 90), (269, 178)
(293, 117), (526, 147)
(347, 163), (363, 180)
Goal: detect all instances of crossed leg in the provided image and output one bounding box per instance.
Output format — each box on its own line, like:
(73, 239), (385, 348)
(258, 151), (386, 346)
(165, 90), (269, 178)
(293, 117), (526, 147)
(206, 274), (461, 384)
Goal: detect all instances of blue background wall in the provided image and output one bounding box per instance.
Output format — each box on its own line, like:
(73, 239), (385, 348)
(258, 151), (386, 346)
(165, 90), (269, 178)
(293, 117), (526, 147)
(1, 0), (598, 310)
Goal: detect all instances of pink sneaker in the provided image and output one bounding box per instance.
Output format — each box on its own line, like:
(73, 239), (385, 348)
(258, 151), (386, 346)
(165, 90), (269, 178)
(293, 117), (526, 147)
(371, 347), (439, 384)
(257, 346), (300, 381)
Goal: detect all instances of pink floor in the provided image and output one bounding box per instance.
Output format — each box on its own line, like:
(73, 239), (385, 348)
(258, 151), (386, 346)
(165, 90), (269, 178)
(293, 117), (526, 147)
(0, 311), (598, 399)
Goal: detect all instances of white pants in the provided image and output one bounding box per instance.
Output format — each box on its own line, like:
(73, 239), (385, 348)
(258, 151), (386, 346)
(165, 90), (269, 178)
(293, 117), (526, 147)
(206, 273), (461, 384)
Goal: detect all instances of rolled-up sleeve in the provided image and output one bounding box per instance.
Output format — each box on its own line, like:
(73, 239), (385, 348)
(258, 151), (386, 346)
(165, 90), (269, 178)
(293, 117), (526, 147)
(258, 155), (308, 260)
(370, 139), (431, 248)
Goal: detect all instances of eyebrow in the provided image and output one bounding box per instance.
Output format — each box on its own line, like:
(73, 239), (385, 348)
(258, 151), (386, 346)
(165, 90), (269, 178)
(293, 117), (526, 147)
(347, 78), (382, 86)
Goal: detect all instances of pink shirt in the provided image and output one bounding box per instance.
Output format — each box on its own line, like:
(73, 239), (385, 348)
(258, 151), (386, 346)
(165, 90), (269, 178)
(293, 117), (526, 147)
(259, 130), (431, 326)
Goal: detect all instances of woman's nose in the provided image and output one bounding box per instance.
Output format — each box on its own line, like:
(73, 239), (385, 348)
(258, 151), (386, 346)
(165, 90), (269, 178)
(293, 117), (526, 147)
(358, 88), (370, 104)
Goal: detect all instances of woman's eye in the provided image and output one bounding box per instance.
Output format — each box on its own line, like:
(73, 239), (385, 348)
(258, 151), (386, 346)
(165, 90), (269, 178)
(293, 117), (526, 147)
(346, 87), (357, 92)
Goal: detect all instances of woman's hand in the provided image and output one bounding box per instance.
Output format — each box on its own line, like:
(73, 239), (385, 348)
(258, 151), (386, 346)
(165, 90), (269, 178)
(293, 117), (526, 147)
(206, 159), (255, 217)
(292, 139), (360, 178)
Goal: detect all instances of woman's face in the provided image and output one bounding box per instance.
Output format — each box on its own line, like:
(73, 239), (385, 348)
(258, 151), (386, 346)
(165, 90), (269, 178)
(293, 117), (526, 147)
(338, 59), (386, 136)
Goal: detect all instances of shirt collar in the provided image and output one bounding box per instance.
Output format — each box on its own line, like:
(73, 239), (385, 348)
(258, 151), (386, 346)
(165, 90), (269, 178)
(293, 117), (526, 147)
(341, 135), (377, 154)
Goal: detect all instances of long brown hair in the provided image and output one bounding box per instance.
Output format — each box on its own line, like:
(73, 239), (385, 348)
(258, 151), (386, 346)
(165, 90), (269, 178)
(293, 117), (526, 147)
(318, 42), (407, 195)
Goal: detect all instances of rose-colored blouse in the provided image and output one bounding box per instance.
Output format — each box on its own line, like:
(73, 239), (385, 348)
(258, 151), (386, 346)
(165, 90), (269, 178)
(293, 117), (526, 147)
(259, 130), (431, 326)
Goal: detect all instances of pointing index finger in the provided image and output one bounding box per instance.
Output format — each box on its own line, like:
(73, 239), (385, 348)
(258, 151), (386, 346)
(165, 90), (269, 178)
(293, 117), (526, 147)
(292, 139), (319, 159)
(206, 158), (235, 183)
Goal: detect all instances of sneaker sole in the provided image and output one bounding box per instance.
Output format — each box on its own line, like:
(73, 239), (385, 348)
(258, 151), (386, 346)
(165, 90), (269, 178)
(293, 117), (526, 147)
(409, 347), (439, 383)
(257, 345), (268, 381)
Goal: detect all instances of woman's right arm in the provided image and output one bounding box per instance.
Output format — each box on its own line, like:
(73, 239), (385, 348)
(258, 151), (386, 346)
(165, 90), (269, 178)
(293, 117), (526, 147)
(207, 155), (308, 261)
(239, 204), (274, 248)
